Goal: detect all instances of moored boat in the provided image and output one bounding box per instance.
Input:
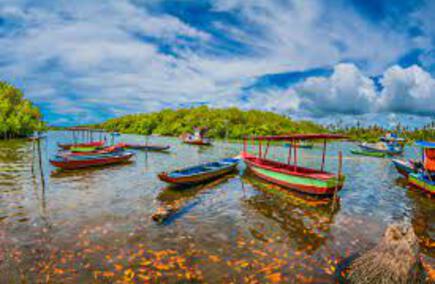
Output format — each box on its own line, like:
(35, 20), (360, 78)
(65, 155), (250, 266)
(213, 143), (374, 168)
(351, 149), (386, 158)
(50, 151), (134, 170)
(121, 143), (170, 151)
(242, 134), (347, 197)
(158, 157), (239, 186)
(181, 127), (212, 146)
(407, 141), (435, 196)
(392, 159), (419, 177)
(58, 140), (105, 150)
(408, 173), (435, 196)
(284, 142), (314, 149)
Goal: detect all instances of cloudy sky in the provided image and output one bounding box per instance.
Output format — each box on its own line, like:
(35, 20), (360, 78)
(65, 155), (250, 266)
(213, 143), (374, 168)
(0, 0), (434, 127)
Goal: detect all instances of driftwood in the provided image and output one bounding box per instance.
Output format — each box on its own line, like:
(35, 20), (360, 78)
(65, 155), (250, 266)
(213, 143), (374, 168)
(346, 223), (426, 284)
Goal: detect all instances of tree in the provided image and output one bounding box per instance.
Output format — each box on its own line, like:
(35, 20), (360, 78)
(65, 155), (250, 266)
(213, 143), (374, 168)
(0, 81), (43, 139)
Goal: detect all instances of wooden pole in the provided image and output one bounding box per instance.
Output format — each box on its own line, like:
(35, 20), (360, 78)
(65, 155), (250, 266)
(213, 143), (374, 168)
(287, 143), (292, 165)
(321, 139), (327, 172)
(243, 137), (247, 153)
(37, 138), (45, 189)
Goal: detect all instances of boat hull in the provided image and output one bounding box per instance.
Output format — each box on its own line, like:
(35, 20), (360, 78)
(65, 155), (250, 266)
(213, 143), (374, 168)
(351, 149), (385, 158)
(50, 152), (134, 170)
(243, 155), (344, 197)
(58, 141), (105, 150)
(392, 159), (416, 177)
(358, 144), (403, 155)
(125, 144), (170, 151)
(408, 173), (435, 196)
(158, 159), (238, 185)
(183, 140), (211, 146)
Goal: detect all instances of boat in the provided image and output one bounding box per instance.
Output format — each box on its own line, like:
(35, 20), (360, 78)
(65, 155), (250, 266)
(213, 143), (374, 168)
(358, 142), (403, 155)
(351, 149), (386, 158)
(70, 146), (99, 153)
(408, 173), (435, 196)
(284, 142), (313, 149)
(120, 143), (170, 151)
(183, 139), (212, 146)
(392, 159), (419, 177)
(111, 132), (121, 136)
(158, 157), (239, 186)
(58, 145), (124, 157)
(181, 127), (212, 146)
(407, 141), (435, 196)
(241, 134), (347, 197)
(50, 151), (134, 170)
(58, 140), (105, 150)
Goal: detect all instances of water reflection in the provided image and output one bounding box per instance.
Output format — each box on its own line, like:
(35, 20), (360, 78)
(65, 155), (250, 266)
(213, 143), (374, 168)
(242, 172), (340, 254)
(154, 173), (238, 224)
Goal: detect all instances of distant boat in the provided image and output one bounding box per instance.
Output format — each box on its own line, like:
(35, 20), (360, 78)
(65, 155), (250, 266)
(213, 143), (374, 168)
(351, 149), (386, 158)
(284, 142), (314, 149)
(50, 151), (134, 170)
(58, 141), (105, 150)
(111, 132), (121, 136)
(358, 142), (403, 155)
(158, 157), (239, 186)
(181, 127), (212, 146)
(121, 143), (170, 152)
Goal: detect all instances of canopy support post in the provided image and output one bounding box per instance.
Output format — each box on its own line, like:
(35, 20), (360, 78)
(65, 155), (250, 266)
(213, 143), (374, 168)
(293, 143), (298, 171)
(287, 143), (292, 165)
(259, 140), (262, 158)
(264, 141), (270, 159)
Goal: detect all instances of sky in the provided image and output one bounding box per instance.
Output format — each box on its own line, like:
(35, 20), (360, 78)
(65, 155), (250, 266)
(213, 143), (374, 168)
(0, 0), (434, 128)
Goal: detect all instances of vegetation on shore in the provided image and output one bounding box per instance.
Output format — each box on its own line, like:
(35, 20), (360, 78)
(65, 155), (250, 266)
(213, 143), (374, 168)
(100, 106), (326, 139)
(0, 82), (43, 139)
(100, 106), (434, 142)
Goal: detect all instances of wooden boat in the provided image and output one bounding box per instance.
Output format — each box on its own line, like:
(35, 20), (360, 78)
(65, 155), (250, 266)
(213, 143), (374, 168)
(407, 141), (435, 196)
(351, 149), (386, 158)
(284, 142), (313, 149)
(358, 142), (403, 155)
(392, 159), (418, 177)
(50, 151), (134, 170)
(58, 145), (123, 157)
(241, 134), (347, 197)
(183, 139), (212, 146)
(121, 143), (170, 151)
(70, 146), (99, 152)
(58, 141), (105, 150)
(408, 173), (434, 196)
(158, 158), (239, 186)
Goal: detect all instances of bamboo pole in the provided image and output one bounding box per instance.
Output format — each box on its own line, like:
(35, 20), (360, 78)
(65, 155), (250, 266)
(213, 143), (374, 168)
(321, 139), (327, 172)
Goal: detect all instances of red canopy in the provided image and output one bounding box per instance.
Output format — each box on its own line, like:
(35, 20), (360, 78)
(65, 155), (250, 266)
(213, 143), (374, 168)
(247, 133), (348, 141)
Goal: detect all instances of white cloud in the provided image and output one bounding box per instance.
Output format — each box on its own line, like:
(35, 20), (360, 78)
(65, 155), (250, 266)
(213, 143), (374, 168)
(295, 63), (377, 115)
(378, 65), (435, 116)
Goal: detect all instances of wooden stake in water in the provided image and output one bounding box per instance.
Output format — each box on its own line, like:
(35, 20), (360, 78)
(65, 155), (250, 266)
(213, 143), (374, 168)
(37, 137), (45, 189)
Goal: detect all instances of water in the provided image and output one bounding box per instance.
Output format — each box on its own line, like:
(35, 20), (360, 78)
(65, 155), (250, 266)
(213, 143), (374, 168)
(0, 131), (433, 282)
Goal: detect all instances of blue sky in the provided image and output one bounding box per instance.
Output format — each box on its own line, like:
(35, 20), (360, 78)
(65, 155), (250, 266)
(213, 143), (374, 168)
(0, 0), (434, 128)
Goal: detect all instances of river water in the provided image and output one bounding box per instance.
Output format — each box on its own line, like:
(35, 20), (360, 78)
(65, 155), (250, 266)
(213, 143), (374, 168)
(0, 131), (433, 283)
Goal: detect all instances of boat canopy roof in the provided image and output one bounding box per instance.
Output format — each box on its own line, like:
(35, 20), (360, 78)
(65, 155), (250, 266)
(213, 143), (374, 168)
(247, 133), (347, 141)
(66, 127), (106, 132)
(416, 141), (435, 148)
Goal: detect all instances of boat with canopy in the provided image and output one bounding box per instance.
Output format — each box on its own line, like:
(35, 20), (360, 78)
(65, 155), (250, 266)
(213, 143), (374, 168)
(241, 134), (347, 197)
(357, 132), (405, 156)
(408, 141), (435, 196)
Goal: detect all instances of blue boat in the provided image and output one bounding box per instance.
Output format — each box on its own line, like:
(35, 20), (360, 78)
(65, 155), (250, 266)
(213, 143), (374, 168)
(392, 159), (419, 177)
(158, 158), (239, 186)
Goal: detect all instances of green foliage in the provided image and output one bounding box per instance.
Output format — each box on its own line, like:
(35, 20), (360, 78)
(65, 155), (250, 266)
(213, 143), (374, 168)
(100, 106), (326, 139)
(0, 81), (43, 139)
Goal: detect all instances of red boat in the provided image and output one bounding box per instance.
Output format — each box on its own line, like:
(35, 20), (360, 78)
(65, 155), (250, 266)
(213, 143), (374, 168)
(183, 139), (212, 146)
(242, 134), (347, 197)
(58, 140), (105, 150)
(50, 152), (134, 170)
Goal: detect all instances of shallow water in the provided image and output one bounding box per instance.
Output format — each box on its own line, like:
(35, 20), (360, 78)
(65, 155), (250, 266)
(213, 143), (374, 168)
(0, 131), (433, 283)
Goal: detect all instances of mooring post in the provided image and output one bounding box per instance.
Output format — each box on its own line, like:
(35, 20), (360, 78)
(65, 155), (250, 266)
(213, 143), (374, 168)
(37, 137), (45, 189)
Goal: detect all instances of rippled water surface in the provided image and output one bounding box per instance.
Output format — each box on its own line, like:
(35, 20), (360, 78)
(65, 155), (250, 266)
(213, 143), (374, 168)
(0, 131), (433, 282)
